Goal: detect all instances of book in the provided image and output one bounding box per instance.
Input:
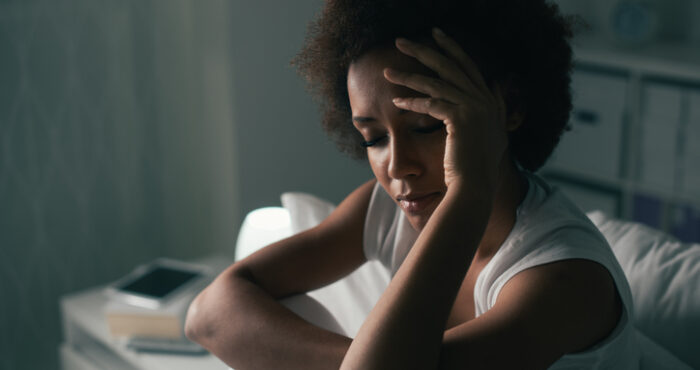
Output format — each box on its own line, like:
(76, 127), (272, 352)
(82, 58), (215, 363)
(104, 287), (197, 339)
(102, 258), (212, 339)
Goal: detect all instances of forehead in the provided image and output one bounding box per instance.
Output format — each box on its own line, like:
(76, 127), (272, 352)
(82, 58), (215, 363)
(347, 47), (435, 111)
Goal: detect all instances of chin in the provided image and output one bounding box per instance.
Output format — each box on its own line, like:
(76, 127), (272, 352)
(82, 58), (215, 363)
(407, 214), (431, 232)
(404, 198), (441, 231)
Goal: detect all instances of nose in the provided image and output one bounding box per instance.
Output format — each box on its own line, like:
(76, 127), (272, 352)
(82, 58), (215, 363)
(387, 136), (423, 180)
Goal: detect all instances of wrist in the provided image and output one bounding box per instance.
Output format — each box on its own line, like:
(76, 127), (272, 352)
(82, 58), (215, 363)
(438, 182), (494, 227)
(444, 179), (496, 206)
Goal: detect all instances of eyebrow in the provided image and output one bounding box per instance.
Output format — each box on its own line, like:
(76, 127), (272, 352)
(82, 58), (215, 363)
(352, 109), (410, 124)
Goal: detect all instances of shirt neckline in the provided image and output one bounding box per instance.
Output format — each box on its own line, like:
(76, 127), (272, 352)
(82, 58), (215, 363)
(473, 171), (542, 315)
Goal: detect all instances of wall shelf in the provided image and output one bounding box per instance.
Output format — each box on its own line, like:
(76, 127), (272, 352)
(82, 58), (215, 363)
(542, 34), (700, 242)
(573, 35), (700, 83)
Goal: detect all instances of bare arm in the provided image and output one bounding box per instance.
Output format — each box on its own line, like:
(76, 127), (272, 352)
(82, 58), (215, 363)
(185, 180), (376, 370)
(437, 259), (621, 369)
(341, 181), (494, 369)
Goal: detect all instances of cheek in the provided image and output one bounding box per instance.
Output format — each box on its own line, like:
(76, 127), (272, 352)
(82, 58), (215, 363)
(367, 150), (389, 180)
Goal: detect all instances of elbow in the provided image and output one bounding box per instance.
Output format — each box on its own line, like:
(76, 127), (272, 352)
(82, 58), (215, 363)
(184, 266), (248, 345)
(184, 290), (211, 344)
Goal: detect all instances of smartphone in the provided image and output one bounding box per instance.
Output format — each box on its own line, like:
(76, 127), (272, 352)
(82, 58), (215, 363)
(106, 259), (210, 309)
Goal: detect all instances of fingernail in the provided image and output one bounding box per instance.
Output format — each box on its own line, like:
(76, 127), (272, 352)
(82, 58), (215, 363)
(383, 68), (394, 78)
(392, 98), (404, 105)
(396, 38), (410, 47)
(433, 27), (445, 37)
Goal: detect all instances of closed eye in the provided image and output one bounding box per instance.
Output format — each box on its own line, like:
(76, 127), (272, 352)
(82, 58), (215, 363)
(361, 123), (443, 148)
(361, 135), (388, 148)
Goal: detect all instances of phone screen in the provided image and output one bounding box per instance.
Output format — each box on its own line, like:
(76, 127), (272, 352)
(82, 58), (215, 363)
(117, 266), (202, 298)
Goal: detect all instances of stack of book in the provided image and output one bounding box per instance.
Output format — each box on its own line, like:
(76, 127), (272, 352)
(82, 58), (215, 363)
(104, 290), (194, 339)
(102, 259), (212, 354)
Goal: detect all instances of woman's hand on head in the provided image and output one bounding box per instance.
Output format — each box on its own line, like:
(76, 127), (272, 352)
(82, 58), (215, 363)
(384, 28), (509, 196)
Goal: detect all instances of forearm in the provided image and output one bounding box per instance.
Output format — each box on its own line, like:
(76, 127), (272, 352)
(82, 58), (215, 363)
(340, 186), (492, 370)
(186, 271), (351, 370)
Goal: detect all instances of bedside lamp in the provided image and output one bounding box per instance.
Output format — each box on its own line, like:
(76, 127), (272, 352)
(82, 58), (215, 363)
(234, 207), (293, 261)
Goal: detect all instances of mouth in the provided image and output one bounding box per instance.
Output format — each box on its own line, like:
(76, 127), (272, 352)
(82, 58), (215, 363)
(396, 192), (442, 214)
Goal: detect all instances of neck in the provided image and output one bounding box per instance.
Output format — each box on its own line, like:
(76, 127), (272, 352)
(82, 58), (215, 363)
(475, 160), (528, 260)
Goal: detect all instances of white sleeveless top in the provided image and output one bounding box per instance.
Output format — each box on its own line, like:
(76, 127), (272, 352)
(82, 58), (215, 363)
(363, 172), (640, 369)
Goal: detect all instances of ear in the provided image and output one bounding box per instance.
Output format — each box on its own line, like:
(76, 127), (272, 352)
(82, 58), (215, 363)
(506, 110), (525, 132)
(497, 81), (524, 132)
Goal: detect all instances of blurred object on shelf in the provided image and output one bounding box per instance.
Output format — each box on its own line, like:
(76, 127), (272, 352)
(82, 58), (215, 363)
(555, 0), (700, 46)
(609, 1), (659, 47)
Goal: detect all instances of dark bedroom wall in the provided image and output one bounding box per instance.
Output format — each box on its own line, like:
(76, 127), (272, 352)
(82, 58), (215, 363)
(0, 1), (373, 368)
(0, 1), (238, 368)
(229, 0), (373, 217)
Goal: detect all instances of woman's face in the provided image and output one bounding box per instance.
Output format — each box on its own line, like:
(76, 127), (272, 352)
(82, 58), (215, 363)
(348, 47), (447, 231)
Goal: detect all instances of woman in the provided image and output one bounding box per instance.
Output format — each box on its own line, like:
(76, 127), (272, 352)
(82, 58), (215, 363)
(185, 0), (639, 368)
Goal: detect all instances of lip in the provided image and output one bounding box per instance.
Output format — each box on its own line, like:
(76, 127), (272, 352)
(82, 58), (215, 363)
(397, 192), (442, 214)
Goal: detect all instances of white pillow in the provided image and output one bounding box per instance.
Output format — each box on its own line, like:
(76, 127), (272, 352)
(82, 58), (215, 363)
(587, 211), (700, 369)
(279, 192), (390, 337)
(280, 192), (336, 233)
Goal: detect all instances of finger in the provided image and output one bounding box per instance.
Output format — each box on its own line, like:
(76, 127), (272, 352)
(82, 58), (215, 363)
(431, 28), (490, 94)
(395, 37), (476, 95)
(392, 96), (456, 123)
(383, 68), (468, 105)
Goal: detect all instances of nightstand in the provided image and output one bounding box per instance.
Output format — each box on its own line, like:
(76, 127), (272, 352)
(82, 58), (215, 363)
(58, 255), (232, 370)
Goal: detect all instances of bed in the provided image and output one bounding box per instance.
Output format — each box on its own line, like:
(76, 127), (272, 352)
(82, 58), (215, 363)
(234, 192), (700, 369)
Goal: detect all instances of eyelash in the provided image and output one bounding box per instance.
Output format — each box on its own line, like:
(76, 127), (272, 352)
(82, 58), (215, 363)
(360, 123), (444, 148)
(361, 136), (387, 148)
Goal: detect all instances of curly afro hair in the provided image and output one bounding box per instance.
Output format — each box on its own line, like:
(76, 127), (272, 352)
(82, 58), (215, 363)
(293, 0), (575, 172)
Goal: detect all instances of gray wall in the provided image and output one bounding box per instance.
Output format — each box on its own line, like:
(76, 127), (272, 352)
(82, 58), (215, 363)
(229, 1), (372, 215)
(0, 1), (369, 369)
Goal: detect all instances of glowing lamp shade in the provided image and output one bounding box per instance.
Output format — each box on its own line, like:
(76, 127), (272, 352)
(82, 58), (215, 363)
(235, 207), (293, 261)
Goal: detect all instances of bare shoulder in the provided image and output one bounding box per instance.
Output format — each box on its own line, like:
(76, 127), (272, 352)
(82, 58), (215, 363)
(496, 259), (622, 360)
(440, 259), (621, 369)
